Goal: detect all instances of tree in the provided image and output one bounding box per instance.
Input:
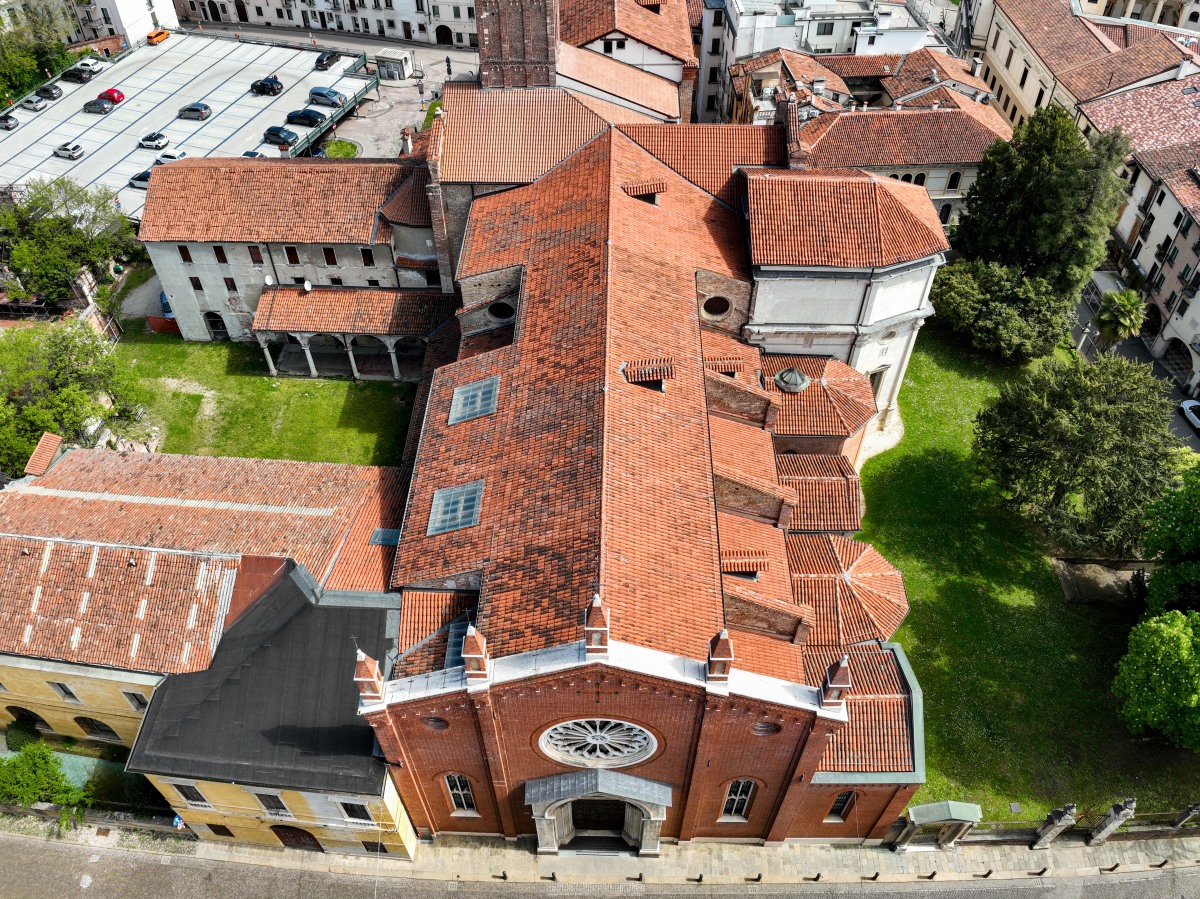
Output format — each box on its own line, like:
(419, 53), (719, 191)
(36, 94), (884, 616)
(0, 741), (91, 828)
(974, 354), (1179, 555)
(1093, 288), (1146, 352)
(1142, 469), (1200, 613)
(1113, 610), (1200, 752)
(955, 106), (1130, 298)
(0, 321), (146, 477)
(0, 0), (75, 100)
(929, 259), (1075, 362)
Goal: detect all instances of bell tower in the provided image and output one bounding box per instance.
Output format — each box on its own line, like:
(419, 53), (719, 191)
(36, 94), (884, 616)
(477, 0), (559, 88)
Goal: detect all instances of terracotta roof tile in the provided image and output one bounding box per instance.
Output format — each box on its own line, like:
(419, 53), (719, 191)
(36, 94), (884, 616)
(797, 107), (1009, 168)
(24, 433), (62, 477)
(252, 287), (456, 335)
(1080, 73), (1200, 153)
(804, 642), (906, 696)
(787, 533), (909, 646)
(735, 48), (852, 99)
(140, 159), (414, 244)
(0, 535), (239, 674)
(762, 355), (877, 437)
(557, 43), (681, 118)
(569, 92), (661, 124)
(379, 165), (432, 227)
(727, 627), (806, 682)
(746, 169), (949, 268)
(822, 694), (914, 771)
(776, 453), (863, 532)
(1137, 141), (1200, 217)
(398, 589), (475, 651)
(717, 511), (792, 607)
(878, 48), (991, 101)
(560, 0), (694, 62)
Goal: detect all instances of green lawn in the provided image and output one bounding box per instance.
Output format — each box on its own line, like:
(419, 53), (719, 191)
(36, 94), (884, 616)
(860, 325), (1200, 821)
(113, 327), (413, 466)
(325, 139), (357, 159)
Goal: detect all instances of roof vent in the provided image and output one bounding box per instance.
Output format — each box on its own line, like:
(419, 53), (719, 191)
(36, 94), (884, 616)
(774, 367), (811, 393)
(624, 357), (676, 387)
(622, 179), (667, 204)
(1184, 85), (1199, 94)
(369, 528), (402, 546)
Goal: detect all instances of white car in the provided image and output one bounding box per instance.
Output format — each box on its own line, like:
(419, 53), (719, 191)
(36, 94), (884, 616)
(140, 132), (169, 150)
(53, 142), (85, 160)
(20, 96), (47, 112)
(1181, 399), (1200, 432)
(76, 57), (105, 73)
(154, 149), (187, 165)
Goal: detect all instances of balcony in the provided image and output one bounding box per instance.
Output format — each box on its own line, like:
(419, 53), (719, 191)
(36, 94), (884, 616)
(1155, 244), (1170, 263)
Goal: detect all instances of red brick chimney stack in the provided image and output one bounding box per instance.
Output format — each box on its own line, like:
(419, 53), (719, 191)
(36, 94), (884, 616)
(584, 594), (610, 657)
(820, 654), (852, 709)
(707, 629), (734, 683)
(354, 649), (384, 702)
(462, 625), (491, 683)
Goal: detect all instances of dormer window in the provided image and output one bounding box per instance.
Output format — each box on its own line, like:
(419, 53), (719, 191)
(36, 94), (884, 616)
(448, 376), (500, 424)
(622, 179), (667, 205)
(623, 357), (675, 392)
(721, 551), (768, 582)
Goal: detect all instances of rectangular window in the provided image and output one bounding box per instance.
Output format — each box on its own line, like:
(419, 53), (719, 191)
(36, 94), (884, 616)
(425, 269), (441, 287)
(1183, 264), (1192, 282)
(721, 780), (755, 820)
(209, 824), (234, 837)
(824, 791), (855, 823)
(1019, 67), (1028, 88)
(214, 245), (228, 264)
(178, 245), (192, 263)
(249, 245), (264, 265)
(982, 65), (990, 81)
(362, 841), (388, 853)
(706, 95), (717, 111)
(276, 8), (283, 16)
(448, 376), (499, 424)
(101, 7), (111, 23)
(416, 0), (423, 8)
(175, 784), (208, 806)
(991, 28), (1000, 49)
(713, 9), (723, 24)
(446, 774), (475, 811)
(1035, 87), (1044, 107)
(467, 6), (474, 16)
(1157, 191), (1166, 206)
(341, 802), (373, 822)
(1175, 211), (1185, 228)
(456, 32), (464, 42)
(330, 277), (343, 286)
(709, 37), (721, 54)
(323, 247), (337, 266)
(255, 5), (261, 14)
(123, 691), (149, 713)
(1005, 45), (1014, 67)
(603, 39), (612, 53)
(256, 793), (291, 817)
(1167, 290), (1179, 311)
(430, 2), (437, 12)
(224, 277), (237, 292)
(816, 21), (833, 35)
(190, 276), (203, 292)
(1155, 272), (1166, 290)
(708, 66), (718, 84)
(453, 4), (459, 15)
(367, 278), (380, 287)
(1168, 245), (1179, 265)
(361, 247), (376, 267)
(428, 481), (484, 535)
(285, 246), (300, 265)
(292, 277), (306, 286)
(1184, 216), (1194, 236)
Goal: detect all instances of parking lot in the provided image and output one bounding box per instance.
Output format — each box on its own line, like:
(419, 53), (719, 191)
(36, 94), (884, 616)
(0, 33), (373, 218)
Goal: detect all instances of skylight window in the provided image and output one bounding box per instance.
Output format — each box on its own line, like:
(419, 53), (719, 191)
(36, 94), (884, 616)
(428, 481), (484, 535)
(448, 376), (500, 424)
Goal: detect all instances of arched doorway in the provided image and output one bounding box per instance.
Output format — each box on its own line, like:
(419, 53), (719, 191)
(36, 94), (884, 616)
(527, 769), (670, 856)
(435, 24), (453, 44)
(6, 706), (51, 733)
(271, 825), (324, 852)
(204, 311), (230, 341)
(207, 0), (220, 19)
(75, 717), (121, 742)
(234, 0), (248, 20)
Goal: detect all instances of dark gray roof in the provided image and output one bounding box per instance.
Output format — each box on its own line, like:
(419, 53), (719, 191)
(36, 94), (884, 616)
(525, 769), (674, 808)
(127, 563), (393, 796)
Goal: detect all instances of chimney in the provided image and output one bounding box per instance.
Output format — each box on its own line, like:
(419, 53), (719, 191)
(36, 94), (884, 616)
(462, 625), (490, 686)
(812, 76), (826, 97)
(584, 594), (610, 658)
(354, 649), (384, 703)
(930, 67), (940, 83)
(820, 655), (852, 709)
(400, 127), (413, 154)
(970, 56), (982, 77)
(893, 100), (903, 111)
(931, 100), (940, 109)
(707, 629), (734, 684)
(975, 89), (987, 102)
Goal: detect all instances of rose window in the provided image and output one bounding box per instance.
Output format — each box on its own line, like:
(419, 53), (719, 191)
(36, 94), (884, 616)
(538, 718), (657, 768)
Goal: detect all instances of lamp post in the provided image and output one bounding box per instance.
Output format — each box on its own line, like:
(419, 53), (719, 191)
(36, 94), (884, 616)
(1078, 322), (1098, 353)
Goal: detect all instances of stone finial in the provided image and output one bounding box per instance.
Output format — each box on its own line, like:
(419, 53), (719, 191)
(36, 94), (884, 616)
(354, 649), (384, 702)
(584, 594), (610, 657)
(820, 654), (852, 708)
(708, 629), (734, 683)
(462, 625), (490, 681)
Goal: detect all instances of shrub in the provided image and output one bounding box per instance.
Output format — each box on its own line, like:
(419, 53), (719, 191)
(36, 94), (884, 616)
(4, 720), (38, 752)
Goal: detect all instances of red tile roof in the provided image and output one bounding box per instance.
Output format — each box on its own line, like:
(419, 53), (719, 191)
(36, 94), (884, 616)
(787, 533), (909, 646)
(762, 355), (877, 437)
(776, 453), (863, 532)
(379, 165), (432, 227)
(571, 91), (661, 124)
(398, 589), (475, 651)
(735, 48), (852, 99)
(1080, 73), (1200, 153)
(252, 287), (456, 335)
(560, 0), (694, 63)
(796, 107), (1009, 168)
(24, 433), (62, 477)
(557, 43), (681, 118)
(0, 535), (239, 674)
(746, 169), (948, 269)
(0, 450), (404, 593)
(139, 159), (415, 244)
(877, 47), (990, 101)
(1136, 141), (1200, 218)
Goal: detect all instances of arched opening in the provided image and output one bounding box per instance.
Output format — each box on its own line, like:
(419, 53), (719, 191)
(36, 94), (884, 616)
(74, 716), (121, 742)
(939, 203), (952, 224)
(234, 0), (248, 20)
(1190, 10), (1199, 20)
(913, 173), (926, 186)
(6, 706), (51, 734)
(435, 24), (453, 44)
(947, 171), (962, 192)
(207, 0), (220, 19)
(900, 173), (913, 183)
(203, 311), (230, 341)
(271, 825), (324, 852)
(1143, 302), (1162, 336)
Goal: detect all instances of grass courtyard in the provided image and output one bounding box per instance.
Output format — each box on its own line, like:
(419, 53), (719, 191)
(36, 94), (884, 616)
(860, 325), (1200, 821)
(113, 327), (413, 466)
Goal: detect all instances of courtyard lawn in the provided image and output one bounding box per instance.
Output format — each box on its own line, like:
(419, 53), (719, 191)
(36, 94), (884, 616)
(859, 325), (1200, 821)
(113, 327), (413, 466)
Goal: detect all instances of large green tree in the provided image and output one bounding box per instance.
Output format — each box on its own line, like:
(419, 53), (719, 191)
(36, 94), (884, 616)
(1142, 469), (1200, 614)
(955, 106), (1130, 299)
(1113, 610), (1200, 752)
(0, 0), (75, 101)
(1094, 288), (1146, 352)
(929, 259), (1075, 362)
(974, 354), (1179, 555)
(0, 321), (145, 477)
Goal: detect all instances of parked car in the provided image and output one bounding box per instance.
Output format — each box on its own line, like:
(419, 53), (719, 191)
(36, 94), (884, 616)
(154, 149), (187, 164)
(1181, 399), (1200, 432)
(60, 68), (93, 84)
(285, 108), (327, 127)
(178, 102), (212, 120)
(263, 125), (299, 147)
(147, 29), (170, 44)
(159, 291), (174, 320)
(309, 145), (328, 158)
(128, 170), (153, 189)
(83, 98), (114, 115)
(97, 88), (124, 103)
(53, 142), (85, 160)
(0, 114), (16, 131)
(307, 87), (347, 107)
(76, 57), (106, 73)
(241, 150), (267, 157)
(314, 50), (340, 70)
(140, 131), (169, 149)
(35, 84), (63, 100)
(20, 96), (47, 112)
(250, 76), (283, 95)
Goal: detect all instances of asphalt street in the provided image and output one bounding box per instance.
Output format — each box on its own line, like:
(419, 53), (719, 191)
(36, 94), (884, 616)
(1, 832), (1199, 899)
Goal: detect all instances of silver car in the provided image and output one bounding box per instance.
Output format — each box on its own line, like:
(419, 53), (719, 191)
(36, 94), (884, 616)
(53, 142), (85, 159)
(20, 96), (47, 112)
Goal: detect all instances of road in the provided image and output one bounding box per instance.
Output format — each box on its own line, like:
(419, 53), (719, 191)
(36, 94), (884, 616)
(1, 831), (1198, 899)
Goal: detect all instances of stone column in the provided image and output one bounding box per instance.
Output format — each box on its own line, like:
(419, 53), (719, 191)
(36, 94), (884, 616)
(380, 335), (401, 380)
(1120, 0), (1136, 16)
(638, 816), (664, 857)
(257, 337), (278, 376)
(1152, 0), (1166, 20)
(881, 318), (924, 426)
(534, 815), (559, 854)
(343, 335), (361, 380)
(294, 334), (318, 378)
(889, 817), (920, 850)
(1088, 798), (1135, 845)
(1031, 804), (1076, 849)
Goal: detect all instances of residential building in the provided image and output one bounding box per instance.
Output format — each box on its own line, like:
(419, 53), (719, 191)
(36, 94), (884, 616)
(72, 0), (178, 43)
